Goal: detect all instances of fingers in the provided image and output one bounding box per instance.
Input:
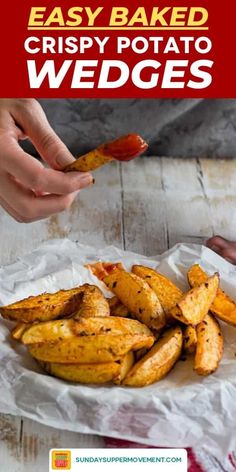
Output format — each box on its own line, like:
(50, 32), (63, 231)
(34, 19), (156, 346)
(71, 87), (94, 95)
(11, 99), (76, 170)
(1, 138), (93, 195)
(206, 236), (236, 264)
(0, 195), (27, 222)
(0, 172), (79, 222)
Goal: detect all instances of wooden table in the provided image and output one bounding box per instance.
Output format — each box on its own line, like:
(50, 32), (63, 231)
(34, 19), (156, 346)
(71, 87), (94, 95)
(0, 157), (236, 470)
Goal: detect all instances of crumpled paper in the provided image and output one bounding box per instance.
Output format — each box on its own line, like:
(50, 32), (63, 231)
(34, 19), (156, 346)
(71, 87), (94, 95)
(0, 239), (236, 460)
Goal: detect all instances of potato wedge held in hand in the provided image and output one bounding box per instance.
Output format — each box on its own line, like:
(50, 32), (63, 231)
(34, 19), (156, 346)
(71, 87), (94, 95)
(64, 134), (148, 172)
(103, 269), (166, 331)
(170, 274), (219, 325)
(0, 287), (84, 323)
(41, 352), (134, 384)
(132, 265), (183, 313)
(188, 264), (236, 326)
(183, 325), (197, 354)
(123, 326), (183, 387)
(194, 314), (224, 375)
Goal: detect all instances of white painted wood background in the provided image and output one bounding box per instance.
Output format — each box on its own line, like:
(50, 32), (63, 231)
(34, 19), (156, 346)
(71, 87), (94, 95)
(0, 157), (236, 471)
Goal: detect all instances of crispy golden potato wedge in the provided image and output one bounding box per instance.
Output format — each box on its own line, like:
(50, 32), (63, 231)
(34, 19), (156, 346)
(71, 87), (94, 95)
(122, 326), (183, 387)
(0, 287), (83, 323)
(108, 296), (130, 318)
(11, 323), (32, 341)
(188, 264), (236, 326)
(22, 316), (153, 345)
(28, 332), (152, 364)
(194, 314), (224, 376)
(132, 265), (183, 313)
(73, 284), (109, 319)
(183, 325), (197, 354)
(170, 274), (219, 325)
(41, 360), (119, 383)
(40, 352), (134, 384)
(103, 268), (166, 331)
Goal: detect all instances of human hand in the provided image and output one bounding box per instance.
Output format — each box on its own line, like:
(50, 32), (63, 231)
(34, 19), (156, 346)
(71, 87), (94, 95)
(0, 99), (93, 222)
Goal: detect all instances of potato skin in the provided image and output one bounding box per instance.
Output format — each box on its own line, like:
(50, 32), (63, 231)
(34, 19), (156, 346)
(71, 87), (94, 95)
(170, 274), (219, 325)
(0, 287), (84, 323)
(188, 264), (236, 326)
(132, 265), (183, 313)
(65, 149), (113, 172)
(194, 314), (224, 376)
(103, 269), (166, 331)
(122, 326), (183, 387)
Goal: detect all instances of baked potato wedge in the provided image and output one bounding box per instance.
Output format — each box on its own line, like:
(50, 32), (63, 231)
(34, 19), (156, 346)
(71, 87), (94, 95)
(132, 265), (183, 313)
(108, 296), (130, 318)
(0, 287), (84, 323)
(122, 326), (183, 387)
(103, 268), (166, 331)
(194, 314), (224, 375)
(188, 264), (236, 326)
(28, 332), (152, 364)
(22, 316), (153, 344)
(170, 274), (219, 325)
(40, 352), (134, 384)
(183, 325), (197, 354)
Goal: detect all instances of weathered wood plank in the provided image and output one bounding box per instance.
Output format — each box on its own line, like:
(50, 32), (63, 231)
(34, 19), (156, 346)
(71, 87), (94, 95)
(161, 158), (214, 247)
(199, 158), (236, 240)
(121, 157), (168, 255)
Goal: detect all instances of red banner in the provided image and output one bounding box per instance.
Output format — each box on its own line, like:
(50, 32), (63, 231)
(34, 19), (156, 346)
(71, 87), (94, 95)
(0, 0), (235, 97)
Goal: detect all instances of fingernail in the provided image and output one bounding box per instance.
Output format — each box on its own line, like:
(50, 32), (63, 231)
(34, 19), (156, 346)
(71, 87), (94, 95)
(79, 174), (93, 188)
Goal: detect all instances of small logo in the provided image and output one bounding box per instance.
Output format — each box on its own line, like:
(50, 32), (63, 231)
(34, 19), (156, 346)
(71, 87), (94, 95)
(51, 450), (71, 470)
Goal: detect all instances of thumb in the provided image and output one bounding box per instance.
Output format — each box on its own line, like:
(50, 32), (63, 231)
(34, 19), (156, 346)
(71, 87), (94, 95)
(12, 99), (76, 170)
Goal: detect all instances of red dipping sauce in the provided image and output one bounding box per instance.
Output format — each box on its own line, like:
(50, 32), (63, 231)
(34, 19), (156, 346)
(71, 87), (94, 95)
(101, 134), (148, 162)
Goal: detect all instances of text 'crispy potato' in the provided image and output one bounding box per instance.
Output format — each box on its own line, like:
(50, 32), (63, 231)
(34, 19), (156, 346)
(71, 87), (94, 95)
(188, 264), (236, 326)
(170, 274), (219, 325)
(41, 352), (134, 384)
(132, 265), (183, 314)
(103, 268), (166, 331)
(123, 326), (183, 387)
(194, 314), (224, 376)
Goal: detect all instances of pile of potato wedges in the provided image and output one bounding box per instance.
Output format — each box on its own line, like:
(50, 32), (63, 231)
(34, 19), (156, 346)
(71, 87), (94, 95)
(1, 262), (235, 387)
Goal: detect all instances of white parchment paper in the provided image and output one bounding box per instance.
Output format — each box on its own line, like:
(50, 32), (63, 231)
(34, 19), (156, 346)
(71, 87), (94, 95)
(0, 239), (236, 459)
